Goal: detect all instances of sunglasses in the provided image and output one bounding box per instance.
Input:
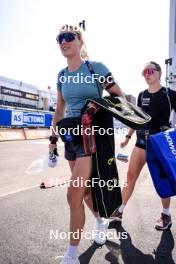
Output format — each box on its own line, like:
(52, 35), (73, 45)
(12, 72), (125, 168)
(142, 68), (158, 77)
(56, 32), (77, 44)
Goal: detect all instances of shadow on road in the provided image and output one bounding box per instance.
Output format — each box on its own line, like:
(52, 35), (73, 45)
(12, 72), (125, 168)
(79, 220), (175, 264)
(79, 242), (103, 264)
(105, 221), (154, 264)
(154, 229), (175, 264)
(106, 221), (175, 264)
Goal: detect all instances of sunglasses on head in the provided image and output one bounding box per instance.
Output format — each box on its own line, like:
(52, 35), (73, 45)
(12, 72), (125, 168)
(142, 68), (158, 77)
(56, 32), (77, 44)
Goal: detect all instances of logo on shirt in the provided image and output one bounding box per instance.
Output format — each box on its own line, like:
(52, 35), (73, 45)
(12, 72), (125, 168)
(142, 97), (150, 106)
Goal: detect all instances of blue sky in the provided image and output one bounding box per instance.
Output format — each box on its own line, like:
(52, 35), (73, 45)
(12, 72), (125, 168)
(0, 0), (170, 97)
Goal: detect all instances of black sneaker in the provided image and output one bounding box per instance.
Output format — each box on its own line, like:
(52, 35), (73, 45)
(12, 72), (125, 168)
(110, 208), (123, 221)
(155, 213), (172, 231)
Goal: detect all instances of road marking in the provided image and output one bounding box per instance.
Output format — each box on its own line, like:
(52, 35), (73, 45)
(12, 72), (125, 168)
(0, 185), (39, 198)
(28, 140), (64, 146)
(0, 177), (71, 198)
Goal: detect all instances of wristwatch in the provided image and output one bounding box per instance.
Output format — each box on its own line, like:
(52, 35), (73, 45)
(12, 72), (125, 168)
(125, 134), (131, 139)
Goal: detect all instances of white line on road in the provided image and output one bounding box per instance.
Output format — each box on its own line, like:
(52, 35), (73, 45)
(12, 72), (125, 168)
(28, 140), (64, 146)
(0, 185), (39, 198)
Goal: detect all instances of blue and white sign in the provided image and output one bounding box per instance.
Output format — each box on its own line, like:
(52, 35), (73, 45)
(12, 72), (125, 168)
(11, 111), (23, 126)
(0, 108), (53, 127)
(23, 113), (45, 126)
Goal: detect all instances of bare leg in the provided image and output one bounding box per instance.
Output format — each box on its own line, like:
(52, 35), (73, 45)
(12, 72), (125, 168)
(68, 160), (75, 172)
(68, 160), (98, 217)
(67, 156), (92, 246)
(122, 147), (146, 205)
(161, 197), (171, 209)
(84, 188), (99, 218)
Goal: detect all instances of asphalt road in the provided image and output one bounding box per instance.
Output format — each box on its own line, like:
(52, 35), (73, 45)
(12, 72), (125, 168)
(0, 138), (176, 264)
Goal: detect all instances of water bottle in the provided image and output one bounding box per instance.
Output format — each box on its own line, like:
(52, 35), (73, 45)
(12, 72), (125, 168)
(48, 144), (59, 168)
(25, 155), (49, 175)
(116, 146), (129, 163)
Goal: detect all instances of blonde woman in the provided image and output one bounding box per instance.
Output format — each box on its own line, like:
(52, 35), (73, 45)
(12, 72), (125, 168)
(51, 24), (124, 264)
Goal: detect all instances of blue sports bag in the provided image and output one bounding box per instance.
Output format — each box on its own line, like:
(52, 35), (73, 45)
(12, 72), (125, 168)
(146, 128), (176, 198)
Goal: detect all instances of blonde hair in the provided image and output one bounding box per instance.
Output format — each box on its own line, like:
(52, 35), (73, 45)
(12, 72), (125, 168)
(59, 24), (89, 60)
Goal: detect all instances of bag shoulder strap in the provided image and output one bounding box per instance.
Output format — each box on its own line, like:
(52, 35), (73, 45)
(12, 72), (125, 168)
(85, 60), (101, 98)
(85, 60), (95, 75)
(162, 87), (171, 115)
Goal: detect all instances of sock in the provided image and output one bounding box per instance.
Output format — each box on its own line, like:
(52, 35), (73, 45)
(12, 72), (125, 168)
(66, 244), (78, 258)
(118, 204), (126, 213)
(162, 208), (170, 216)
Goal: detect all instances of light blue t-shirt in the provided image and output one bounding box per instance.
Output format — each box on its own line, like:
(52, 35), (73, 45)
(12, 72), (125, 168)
(57, 61), (111, 117)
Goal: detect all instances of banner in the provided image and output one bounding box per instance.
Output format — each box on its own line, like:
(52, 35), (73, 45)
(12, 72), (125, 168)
(22, 113), (45, 126)
(0, 129), (25, 141)
(0, 108), (53, 127)
(0, 86), (39, 100)
(24, 128), (50, 139)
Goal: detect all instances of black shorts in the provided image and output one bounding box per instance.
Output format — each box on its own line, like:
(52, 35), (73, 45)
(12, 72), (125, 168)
(135, 132), (147, 150)
(64, 141), (91, 161)
(135, 130), (157, 150)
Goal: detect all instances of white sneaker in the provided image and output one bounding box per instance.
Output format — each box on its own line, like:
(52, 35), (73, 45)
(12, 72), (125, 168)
(60, 254), (80, 264)
(93, 218), (109, 245)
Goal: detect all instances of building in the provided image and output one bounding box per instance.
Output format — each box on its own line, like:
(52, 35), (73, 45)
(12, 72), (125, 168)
(0, 75), (57, 111)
